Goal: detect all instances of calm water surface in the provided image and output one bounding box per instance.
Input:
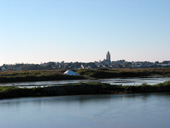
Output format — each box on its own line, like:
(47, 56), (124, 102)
(1, 77), (170, 87)
(0, 93), (170, 128)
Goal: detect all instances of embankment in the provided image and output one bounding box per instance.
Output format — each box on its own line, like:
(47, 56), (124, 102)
(0, 82), (170, 99)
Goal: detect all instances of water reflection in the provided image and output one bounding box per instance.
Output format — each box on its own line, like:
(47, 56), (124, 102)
(0, 77), (170, 87)
(0, 93), (170, 128)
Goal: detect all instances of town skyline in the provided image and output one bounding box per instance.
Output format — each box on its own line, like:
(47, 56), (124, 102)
(1, 50), (170, 66)
(1, 51), (170, 71)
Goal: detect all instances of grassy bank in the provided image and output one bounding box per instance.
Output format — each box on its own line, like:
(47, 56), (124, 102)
(0, 81), (170, 99)
(77, 68), (170, 78)
(0, 70), (84, 83)
(1, 68), (170, 83)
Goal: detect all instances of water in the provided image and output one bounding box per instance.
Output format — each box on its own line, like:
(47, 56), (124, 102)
(1, 77), (170, 87)
(0, 93), (170, 128)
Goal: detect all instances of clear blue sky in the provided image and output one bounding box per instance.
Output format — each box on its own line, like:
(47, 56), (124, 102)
(0, 0), (170, 65)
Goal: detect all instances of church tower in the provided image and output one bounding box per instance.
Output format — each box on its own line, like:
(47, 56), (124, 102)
(106, 51), (111, 62)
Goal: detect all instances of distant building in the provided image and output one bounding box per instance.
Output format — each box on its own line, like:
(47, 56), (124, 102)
(106, 51), (111, 62)
(1, 66), (7, 71)
(81, 64), (85, 69)
(101, 51), (112, 67)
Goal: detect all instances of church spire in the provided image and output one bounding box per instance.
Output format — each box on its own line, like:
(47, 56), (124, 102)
(106, 51), (111, 62)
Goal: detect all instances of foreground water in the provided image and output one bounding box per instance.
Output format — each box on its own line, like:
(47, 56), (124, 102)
(1, 77), (170, 87)
(0, 93), (170, 128)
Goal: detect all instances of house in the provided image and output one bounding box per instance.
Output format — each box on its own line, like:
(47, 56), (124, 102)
(1, 66), (7, 71)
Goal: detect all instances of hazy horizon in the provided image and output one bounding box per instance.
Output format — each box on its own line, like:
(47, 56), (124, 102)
(1, 0), (170, 65)
(1, 56), (169, 66)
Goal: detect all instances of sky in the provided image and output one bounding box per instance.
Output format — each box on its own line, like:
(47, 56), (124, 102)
(0, 0), (170, 65)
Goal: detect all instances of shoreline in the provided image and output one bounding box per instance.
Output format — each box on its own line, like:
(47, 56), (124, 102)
(0, 82), (170, 100)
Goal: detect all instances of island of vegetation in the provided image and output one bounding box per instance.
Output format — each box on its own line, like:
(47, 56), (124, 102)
(0, 82), (170, 99)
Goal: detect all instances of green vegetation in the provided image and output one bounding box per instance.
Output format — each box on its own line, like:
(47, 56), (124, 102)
(0, 81), (170, 99)
(0, 70), (84, 83)
(77, 68), (170, 78)
(1, 68), (170, 83)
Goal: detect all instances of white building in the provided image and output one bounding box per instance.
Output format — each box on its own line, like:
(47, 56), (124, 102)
(1, 66), (6, 71)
